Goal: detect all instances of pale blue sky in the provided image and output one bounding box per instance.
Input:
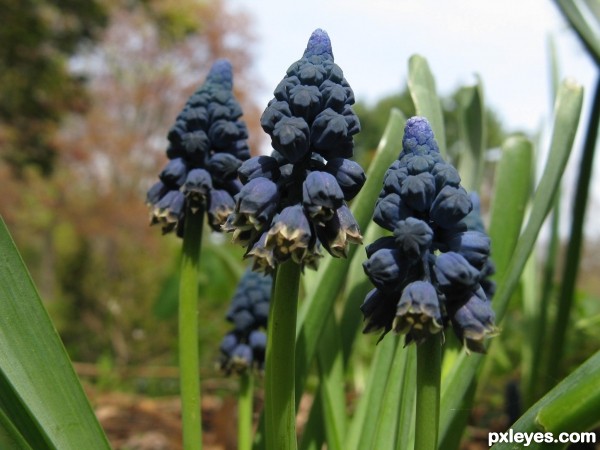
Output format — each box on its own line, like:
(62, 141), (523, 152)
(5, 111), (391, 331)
(229, 0), (594, 132)
(228, 0), (600, 236)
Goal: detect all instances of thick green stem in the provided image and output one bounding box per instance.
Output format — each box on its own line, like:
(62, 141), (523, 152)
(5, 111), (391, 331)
(179, 206), (204, 450)
(238, 372), (254, 450)
(415, 334), (441, 450)
(265, 260), (301, 450)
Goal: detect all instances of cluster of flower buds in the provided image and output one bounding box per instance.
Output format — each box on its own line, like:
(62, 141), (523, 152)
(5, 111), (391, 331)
(361, 116), (497, 353)
(146, 59), (250, 236)
(224, 29), (365, 273)
(219, 269), (272, 374)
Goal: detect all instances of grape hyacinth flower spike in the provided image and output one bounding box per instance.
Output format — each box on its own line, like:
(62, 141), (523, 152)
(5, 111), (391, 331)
(145, 59), (249, 450)
(361, 116), (498, 353)
(224, 28), (366, 273)
(146, 59), (250, 235)
(219, 269), (272, 375)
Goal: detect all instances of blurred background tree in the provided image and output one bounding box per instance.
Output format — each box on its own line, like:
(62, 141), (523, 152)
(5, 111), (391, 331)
(0, 0), (258, 373)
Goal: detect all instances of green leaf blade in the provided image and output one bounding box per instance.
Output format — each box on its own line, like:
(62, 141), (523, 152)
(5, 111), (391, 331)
(408, 55), (447, 157)
(0, 217), (111, 450)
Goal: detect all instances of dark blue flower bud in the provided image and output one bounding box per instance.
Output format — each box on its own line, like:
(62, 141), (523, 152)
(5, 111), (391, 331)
(220, 333), (238, 356)
(265, 205), (313, 264)
(146, 181), (168, 206)
(382, 165), (409, 195)
(245, 232), (276, 273)
(233, 178), (280, 231)
(310, 108), (353, 159)
(342, 104), (360, 135)
(231, 344), (254, 372)
(480, 259), (496, 299)
(363, 248), (407, 292)
(365, 236), (396, 258)
(181, 130), (210, 161)
(181, 106), (209, 129)
(233, 309), (255, 334)
(206, 153), (242, 181)
(228, 269), (272, 316)
(373, 193), (413, 231)
(446, 230), (491, 270)
(302, 171), (344, 224)
(207, 189), (235, 231)
(273, 77), (300, 102)
(298, 64), (327, 86)
(304, 28), (333, 59)
(433, 251), (480, 294)
(326, 158), (366, 201)
(206, 58), (234, 90)
(152, 190), (185, 233)
(394, 281), (443, 342)
(238, 156), (281, 184)
(289, 84), (322, 121)
(209, 119), (243, 150)
(430, 185), (472, 228)
(360, 288), (398, 337)
(182, 168), (213, 206)
(167, 120), (187, 149)
(402, 116), (440, 155)
(271, 116), (310, 163)
(320, 79), (347, 111)
(450, 288), (497, 353)
(316, 205), (362, 258)
(431, 163), (461, 190)
(406, 154), (436, 175)
(260, 100), (293, 133)
(400, 172), (437, 211)
(393, 218), (434, 258)
(208, 103), (232, 122)
(249, 330), (267, 353)
(252, 301), (270, 328)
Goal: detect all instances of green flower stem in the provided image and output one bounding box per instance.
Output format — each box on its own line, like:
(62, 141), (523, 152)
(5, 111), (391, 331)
(415, 334), (442, 450)
(179, 206), (205, 450)
(265, 260), (301, 450)
(238, 372), (254, 450)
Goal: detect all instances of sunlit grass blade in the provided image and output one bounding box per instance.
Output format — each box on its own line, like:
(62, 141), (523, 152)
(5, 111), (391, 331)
(345, 336), (398, 450)
(295, 108), (406, 403)
(0, 407), (31, 450)
(315, 313), (346, 450)
(488, 136), (533, 277)
(520, 251), (541, 409)
(491, 349), (600, 450)
(439, 79), (583, 443)
(408, 54), (447, 157)
(0, 217), (111, 450)
(298, 388), (326, 450)
(495, 82), (582, 323)
(372, 345), (415, 450)
(555, 0), (600, 65)
(456, 80), (486, 191)
(339, 223), (388, 362)
(546, 76), (600, 391)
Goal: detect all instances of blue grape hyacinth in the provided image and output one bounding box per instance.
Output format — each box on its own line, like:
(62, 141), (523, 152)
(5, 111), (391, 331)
(146, 59), (250, 236)
(361, 116), (497, 353)
(219, 269), (272, 374)
(224, 29), (365, 273)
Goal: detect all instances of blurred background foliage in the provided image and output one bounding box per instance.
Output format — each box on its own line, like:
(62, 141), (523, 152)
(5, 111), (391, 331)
(1, 0), (599, 414)
(0, 0), (259, 376)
